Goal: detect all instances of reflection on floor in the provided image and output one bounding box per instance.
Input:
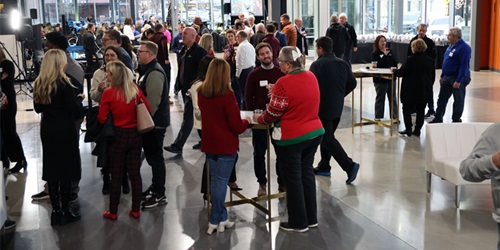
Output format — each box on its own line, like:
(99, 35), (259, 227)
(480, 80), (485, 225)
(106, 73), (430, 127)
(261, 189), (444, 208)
(3, 57), (500, 249)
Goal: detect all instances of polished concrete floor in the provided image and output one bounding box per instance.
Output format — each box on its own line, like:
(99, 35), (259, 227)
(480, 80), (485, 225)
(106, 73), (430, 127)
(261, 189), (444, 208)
(2, 56), (500, 250)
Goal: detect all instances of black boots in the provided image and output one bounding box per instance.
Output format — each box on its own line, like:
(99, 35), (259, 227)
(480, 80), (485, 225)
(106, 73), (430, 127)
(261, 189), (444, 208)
(49, 181), (80, 226)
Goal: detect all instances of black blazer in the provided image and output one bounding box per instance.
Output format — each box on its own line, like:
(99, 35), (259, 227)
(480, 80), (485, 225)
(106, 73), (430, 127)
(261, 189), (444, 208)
(395, 52), (435, 104)
(296, 26), (308, 55)
(176, 42), (208, 93)
(371, 50), (398, 84)
(309, 53), (356, 120)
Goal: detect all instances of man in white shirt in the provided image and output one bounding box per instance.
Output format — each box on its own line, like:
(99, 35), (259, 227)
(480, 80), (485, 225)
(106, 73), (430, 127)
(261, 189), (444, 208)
(235, 30), (256, 109)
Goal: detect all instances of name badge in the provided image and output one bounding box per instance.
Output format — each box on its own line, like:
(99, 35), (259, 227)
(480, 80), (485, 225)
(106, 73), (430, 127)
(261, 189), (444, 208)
(449, 52), (454, 57)
(260, 80), (268, 87)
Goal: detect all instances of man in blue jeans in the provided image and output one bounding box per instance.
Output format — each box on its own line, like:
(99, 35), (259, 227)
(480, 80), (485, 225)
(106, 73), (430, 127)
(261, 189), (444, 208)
(430, 27), (471, 123)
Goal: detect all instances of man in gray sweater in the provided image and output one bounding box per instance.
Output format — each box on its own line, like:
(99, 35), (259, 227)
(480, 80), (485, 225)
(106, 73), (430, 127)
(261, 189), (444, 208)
(460, 123), (500, 249)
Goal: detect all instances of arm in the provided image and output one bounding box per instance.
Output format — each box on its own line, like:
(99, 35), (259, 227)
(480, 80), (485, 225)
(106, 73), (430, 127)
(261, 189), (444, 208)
(144, 71), (164, 116)
(244, 71), (255, 110)
(235, 47), (244, 78)
(460, 133), (500, 182)
(258, 83), (288, 125)
(138, 88), (151, 113)
(225, 93), (250, 134)
(97, 89), (111, 124)
(90, 70), (106, 102)
(456, 46), (471, 84)
(63, 81), (82, 116)
(350, 25), (358, 48)
(427, 40), (436, 60)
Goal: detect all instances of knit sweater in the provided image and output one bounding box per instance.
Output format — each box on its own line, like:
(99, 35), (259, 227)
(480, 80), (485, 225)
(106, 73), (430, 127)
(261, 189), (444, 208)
(198, 91), (250, 154)
(258, 70), (324, 146)
(245, 65), (285, 111)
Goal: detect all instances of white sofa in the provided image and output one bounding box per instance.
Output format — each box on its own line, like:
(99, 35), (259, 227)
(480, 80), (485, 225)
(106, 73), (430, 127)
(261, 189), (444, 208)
(425, 122), (493, 208)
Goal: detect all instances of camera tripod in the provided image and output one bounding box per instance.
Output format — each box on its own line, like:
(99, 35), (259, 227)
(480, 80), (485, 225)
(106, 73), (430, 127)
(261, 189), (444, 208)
(0, 40), (34, 98)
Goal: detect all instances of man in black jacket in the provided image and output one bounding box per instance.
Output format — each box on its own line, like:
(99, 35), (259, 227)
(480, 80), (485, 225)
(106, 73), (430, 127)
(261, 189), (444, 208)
(309, 36), (360, 184)
(82, 23), (100, 73)
(407, 23), (437, 118)
(339, 13), (358, 64)
(295, 17), (308, 66)
(164, 27), (207, 155)
(325, 14), (350, 59)
(137, 41), (170, 209)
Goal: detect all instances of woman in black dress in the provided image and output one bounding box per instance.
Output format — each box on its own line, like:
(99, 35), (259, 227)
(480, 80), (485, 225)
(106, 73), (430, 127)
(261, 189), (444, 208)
(372, 35), (398, 120)
(0, 46), (27, 173)
(33, 49), (82, 226)
(394, 39), (435, 136)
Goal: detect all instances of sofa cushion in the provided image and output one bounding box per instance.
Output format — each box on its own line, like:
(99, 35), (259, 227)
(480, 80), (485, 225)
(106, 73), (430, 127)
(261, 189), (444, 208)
(434, 157), (490, 186)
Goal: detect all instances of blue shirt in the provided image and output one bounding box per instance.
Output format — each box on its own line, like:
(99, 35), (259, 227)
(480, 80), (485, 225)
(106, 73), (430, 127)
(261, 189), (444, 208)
(441, 39), (471, 83)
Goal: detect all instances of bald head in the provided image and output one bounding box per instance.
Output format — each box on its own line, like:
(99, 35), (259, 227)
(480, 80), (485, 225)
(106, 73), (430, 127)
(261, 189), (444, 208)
(182, 27), (197, 48)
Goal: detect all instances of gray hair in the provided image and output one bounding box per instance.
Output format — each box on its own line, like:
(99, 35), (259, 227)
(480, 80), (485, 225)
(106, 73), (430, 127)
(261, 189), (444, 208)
(279, 46), (303, 69)
(330, 14), (339, 24)
(449, 27), (462, 38)
(248, 15), (255, 21)
(339, 13), (347, 19)
(256, 23), (265, 32)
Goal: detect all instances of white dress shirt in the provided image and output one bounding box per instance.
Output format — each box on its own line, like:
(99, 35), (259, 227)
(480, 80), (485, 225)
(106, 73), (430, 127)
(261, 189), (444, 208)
(123, 25), (135, 41)
(235, 40), (256, 77)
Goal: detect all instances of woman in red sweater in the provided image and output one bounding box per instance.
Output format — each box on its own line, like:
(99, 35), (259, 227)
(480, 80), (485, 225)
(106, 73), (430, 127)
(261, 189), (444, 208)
(255, 46), (324, 233)
(198, 58), (251, 235)
(98, 61), (150, 220)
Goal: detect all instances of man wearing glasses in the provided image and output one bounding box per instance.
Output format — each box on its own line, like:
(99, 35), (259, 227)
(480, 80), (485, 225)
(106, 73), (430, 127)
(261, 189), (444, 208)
(430, 27), (471, 123)
(101, 29), (134, 71)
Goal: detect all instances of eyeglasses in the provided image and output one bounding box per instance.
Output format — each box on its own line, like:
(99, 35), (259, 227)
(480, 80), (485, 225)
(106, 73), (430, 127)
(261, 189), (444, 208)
(101, 38), (111, 42)
(137, 50), (151, 54)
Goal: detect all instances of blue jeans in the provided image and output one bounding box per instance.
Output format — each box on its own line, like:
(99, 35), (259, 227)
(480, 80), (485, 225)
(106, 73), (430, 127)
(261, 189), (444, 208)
(207, 152), (237, 225)
(434, 75), (470, 122)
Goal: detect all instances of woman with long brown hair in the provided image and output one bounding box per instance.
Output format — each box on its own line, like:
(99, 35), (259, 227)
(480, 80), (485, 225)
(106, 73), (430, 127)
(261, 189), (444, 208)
(33, 49), (82, 226)
(198, 58), (251, 234)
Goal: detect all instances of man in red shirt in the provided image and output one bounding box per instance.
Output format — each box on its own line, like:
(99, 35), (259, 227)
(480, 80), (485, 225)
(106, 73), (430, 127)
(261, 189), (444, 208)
(262, 24), (281, 67)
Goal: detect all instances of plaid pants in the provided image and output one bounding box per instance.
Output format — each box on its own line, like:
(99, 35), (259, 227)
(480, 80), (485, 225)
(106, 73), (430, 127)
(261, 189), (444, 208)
(108, 127), (142, 213)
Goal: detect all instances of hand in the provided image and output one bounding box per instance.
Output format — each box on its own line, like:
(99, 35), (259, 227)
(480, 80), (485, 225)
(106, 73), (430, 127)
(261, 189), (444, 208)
(98, 81), (107, 92)
(452, 81), (461, 89)
(245, 116), (253, 123)
(493, 151), (500, 168)
(266, 84), (274, 98)
(78, 93), (86, 100)
(1, 72), (8, 80)
(353, 47), (358, 52)
(383, 48), (390, 55)
(252, 114), (260, 123)
(165, 60), (170, 65)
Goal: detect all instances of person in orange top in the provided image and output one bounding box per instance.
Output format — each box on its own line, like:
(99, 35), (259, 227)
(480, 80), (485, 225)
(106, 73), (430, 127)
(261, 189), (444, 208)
(280, 13), (297, 47)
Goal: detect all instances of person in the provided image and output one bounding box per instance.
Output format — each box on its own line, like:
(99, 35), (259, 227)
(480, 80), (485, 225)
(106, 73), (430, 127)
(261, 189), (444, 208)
(82, 23), (100, 73)
(123, 17), (135, 42)
(33, 49), (82, 226)
(136, 41), (170, 209)
(98, 61), (149, 220)
(248, 15), (256, 33)
(280, 14), (297, 47)
(339, 13), (358, 64)
(262, 24), (281, 66)
(163, 23), (172, 45)
(372, 35), (398, 120)
(245, 43), (285, 196)
(430, 27), (471, 124)
(198, 58), (251, 235)
(223, 29), (243, 110)
(101, 29), (134, 71)
(270, 21), (287, 48)
(325, 14), (350, 59)
(407, 23), (437, 118)
(394, 39), (435, 137)
(171, 23), (186, 64)
(199, 33), (215, 56)
(250, 23), (266, 49)
(254, 46), (324, 232)
(1, 82), (16, 231)
(149, 23), (171, 85)
(294, 17), (308, 64)
(164, 27), (207, 155)
(309, 36), (360, 183)
(193, 16), (210, 35)
(0, 46), (27, 173)
(459, 123), (500, 250)
(235, 30), (255, 109)
(120, 35), (138, 71)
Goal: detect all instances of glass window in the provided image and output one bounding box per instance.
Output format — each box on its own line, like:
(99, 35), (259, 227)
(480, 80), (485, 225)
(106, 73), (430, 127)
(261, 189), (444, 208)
(136, 0), (163, 23)
(301, 0), (315, 51)
(78, 0), (111, 24)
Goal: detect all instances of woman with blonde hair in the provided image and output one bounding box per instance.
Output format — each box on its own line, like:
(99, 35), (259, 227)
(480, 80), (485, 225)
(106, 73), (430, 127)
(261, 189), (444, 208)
(33, 49), (82, 226)
(98, 61), (150, 220)
(199, 33), (214, 56)
(198, 58), (251, 234)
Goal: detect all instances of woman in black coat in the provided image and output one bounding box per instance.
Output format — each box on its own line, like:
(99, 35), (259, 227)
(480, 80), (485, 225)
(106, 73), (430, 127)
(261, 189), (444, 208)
(0, 47), (27, 173)
(33, 49), (82, 226)
(372, 35), (398, 120)
(394, 38), (435, 136)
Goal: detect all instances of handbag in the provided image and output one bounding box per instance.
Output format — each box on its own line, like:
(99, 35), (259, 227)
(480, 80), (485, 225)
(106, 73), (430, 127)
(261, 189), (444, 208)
(136, 96), (155, 134)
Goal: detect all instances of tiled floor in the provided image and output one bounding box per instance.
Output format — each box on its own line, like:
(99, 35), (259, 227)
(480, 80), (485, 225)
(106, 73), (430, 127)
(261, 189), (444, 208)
(2, 56), (500, 249)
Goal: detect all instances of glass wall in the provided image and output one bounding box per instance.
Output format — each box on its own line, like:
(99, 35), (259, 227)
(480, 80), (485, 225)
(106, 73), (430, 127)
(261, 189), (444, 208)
(301, 0), (315, 51)
(136, 0), (164, 22)
(178, 0), (222, 28)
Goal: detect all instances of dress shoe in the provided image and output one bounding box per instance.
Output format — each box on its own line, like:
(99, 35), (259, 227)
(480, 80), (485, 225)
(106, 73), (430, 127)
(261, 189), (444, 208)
(429, 119), (442, 124)
(192, 142), (202, 150)
(412, 130), (421, 137)
(257, 185), (267, 197)
(218, 220), (235, 232)
(51, 209), (63, 226)
(8, 160), (27, 174)
(63, 209), (81, 223)
(228, 182), (242, 191)
(103, 210), (118, 220)
(164, 145), (182, 154)
(398, 129), (412, 137)
(129, 210), (141, 219)
(207, 223), (218, 235)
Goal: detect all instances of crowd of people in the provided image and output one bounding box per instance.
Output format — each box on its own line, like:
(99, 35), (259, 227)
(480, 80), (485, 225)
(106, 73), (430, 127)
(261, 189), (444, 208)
(1, 11), (474, 236)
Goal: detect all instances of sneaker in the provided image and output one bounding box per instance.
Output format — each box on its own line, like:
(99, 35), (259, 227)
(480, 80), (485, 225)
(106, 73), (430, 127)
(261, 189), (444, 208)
(32, 191), (50, 201)
(257, 185), (267, 197)
(3, 219), (16, 230)
(308, 223), (318, 228)
(429, 119), (442, 124)
(313, 166), (331, 177)
(424, 110), (435, 118)
(70, 193), (78, 203)
(279, 222), (309, 233)
(346, 163), (360, 184)
(142, 193), (168, 209)
(412, 130), (421, 137)
(192, 142), (202, 150)
(164, 145), (182, 154)
(141, 186), (154, 200)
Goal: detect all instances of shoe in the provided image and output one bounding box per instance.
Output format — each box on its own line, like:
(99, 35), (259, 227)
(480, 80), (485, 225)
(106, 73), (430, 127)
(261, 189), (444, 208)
(429, 119), (442, 124)
(32, 191), (50, 201)
(69, 193), (78, 203)
(129, 210), (141, 219)
(257, 185), (267, 197)
(374, 118), (382, 121)
(424, 110), (435, 118)
(279, 222), (309, 233)
(398, 129), (412, 137)
(452, 119), (462, 123)
(63, 209), (81, 223)
(51, 209), (63, 226)
(142, 193), (168, 209)
(218, 220), (235, 232)
(412, 130), (421, 137)
(2, 159), (10, 170)
(142, 186), (154, 200)
(308, 223), (318, 228)
(313, 166), (331, 177)
(346, 163), (360, 184)
(192, 142), (202, 150)
(164, 145), (182, 154)
(103, 211), (118, 220)
(4, 219), (16, 230)
(411, 112), (416, 116)
(207, 223), (218, 235)
(8, 160), (27, 174)
(228, 182), (242, 191)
